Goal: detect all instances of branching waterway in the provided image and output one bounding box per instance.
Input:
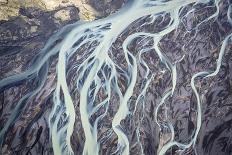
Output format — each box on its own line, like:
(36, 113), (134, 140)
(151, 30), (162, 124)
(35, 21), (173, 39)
(0, 0), (232, 155)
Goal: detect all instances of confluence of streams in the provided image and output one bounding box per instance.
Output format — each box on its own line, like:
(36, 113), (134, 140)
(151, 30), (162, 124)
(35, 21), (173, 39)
(0, 0), (231, 155)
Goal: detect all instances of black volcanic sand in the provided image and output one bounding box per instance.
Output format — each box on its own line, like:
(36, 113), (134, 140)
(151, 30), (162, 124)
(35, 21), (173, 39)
(0, 1), (232, 155)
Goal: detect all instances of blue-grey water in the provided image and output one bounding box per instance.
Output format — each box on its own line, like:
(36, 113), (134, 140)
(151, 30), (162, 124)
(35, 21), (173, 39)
(0, 0), (232, 154)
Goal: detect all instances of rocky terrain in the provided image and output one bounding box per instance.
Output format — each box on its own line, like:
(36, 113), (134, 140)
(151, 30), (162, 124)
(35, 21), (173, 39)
(0, 0), (232, 155)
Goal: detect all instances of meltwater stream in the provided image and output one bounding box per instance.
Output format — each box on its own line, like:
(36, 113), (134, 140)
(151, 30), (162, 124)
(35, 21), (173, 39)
(0, 0), (232, 155)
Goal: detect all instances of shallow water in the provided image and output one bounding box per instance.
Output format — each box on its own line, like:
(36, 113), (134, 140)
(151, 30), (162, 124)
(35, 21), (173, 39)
(0, 0), (232, 155)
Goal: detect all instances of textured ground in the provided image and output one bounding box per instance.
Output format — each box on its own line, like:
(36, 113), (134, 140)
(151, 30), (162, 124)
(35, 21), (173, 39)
(0, 0), (232, 155)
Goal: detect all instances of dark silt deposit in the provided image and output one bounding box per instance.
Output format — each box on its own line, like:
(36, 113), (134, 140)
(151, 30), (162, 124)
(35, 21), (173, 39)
(0, 0), (232, 155)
